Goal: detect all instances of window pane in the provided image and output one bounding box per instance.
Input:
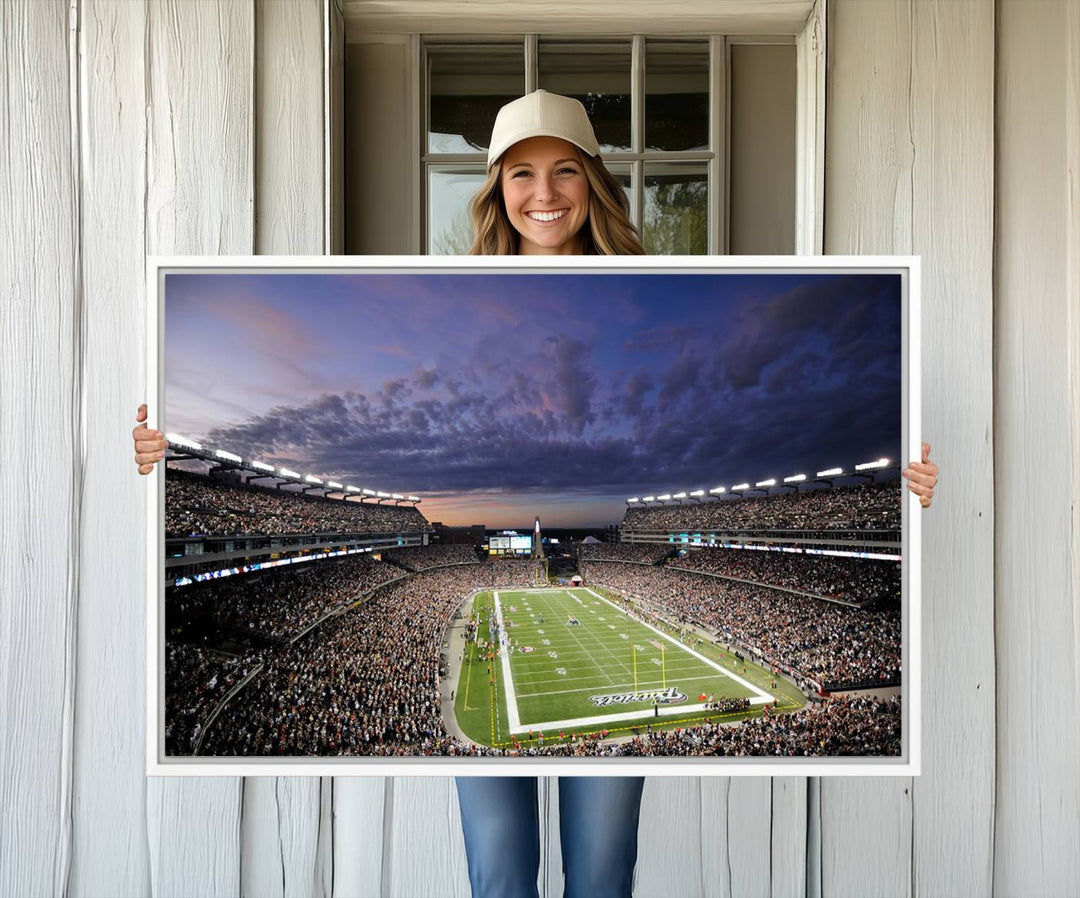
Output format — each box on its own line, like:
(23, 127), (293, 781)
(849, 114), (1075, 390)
(643, 163), (707, 254)
(428, 167), (487, 254)
(604, 163), (634, 222)
(645, 40), (709, 152)
(428, 44), (524, 154)
(538, 40), (631, 153)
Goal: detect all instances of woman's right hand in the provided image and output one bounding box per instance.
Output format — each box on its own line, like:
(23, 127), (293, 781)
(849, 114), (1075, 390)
(133, 403), (169, 474)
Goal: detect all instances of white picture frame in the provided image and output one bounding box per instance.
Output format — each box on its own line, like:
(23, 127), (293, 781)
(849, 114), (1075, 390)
(146, 254), (920, 777)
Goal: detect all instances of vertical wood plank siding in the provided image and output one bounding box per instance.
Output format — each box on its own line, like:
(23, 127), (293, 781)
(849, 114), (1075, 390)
(908, 3), (996, 895)
(824, 2), (996, 896)
(822, 4), (915, 891)
(994, 1), (1080, 893)
(0, 2), (77, 897)
(243, 2), (328, 897)
(1, 2), (1077, 897)
(70, 1), (152, 895)
(144, 1), (253, 894)
(385, 778), (471, 898)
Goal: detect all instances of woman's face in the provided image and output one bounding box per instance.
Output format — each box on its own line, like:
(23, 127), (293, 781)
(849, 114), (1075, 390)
(499, 136), (590, 255)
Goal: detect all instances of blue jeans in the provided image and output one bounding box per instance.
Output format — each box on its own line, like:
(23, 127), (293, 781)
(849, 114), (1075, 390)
(455, 776), (646, 898)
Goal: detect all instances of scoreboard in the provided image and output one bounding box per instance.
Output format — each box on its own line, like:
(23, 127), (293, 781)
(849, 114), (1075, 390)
(487, 534), (532, 555)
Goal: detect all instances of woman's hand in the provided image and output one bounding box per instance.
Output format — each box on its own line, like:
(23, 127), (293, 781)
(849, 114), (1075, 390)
(902, 442), (938, 508)
(133, 403), (169, 475)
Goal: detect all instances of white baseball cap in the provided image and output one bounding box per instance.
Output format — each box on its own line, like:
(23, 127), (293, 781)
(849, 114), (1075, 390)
(486, 90), (601, 169)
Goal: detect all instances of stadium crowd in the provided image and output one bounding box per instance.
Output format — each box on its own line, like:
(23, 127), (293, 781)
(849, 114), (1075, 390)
(162, 471), (903, 758)
(166, 556), (901, 758)
(385, 544), (481, 571)
(613, 695), (901, 757)
(621, 481), (901, 533)
(197, 566), (484, 755)
(165, 642), (260, 755)
(335, 695), (901, 758)
(579, 562), (900, 688)
(165, 469), (429, 538)
(167, 554), (404, 643)
(669, 547), (900, 606)
(486, 556), (548, 588)
(578, 543), (673, 564)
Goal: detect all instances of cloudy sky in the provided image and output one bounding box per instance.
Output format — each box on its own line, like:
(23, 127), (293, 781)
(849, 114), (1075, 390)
(164, 270), (902, 528)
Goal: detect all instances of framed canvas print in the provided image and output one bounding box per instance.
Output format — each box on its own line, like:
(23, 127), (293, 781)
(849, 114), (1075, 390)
(146, 255), (920, 776)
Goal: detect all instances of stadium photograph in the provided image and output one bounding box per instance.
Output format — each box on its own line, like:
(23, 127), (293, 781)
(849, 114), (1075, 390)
(154, 261), (912, 768)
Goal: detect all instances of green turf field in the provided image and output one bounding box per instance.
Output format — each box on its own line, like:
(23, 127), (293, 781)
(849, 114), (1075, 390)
(453, 586), (806, 748)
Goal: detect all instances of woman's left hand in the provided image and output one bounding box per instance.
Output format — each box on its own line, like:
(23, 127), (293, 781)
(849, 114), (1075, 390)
(902, 442), (938, 508)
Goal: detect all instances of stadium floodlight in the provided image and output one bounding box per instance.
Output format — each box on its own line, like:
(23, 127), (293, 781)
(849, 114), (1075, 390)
(657, 494), (672, 501)
(278, 468), (300, 479)
(166, 433), (202, 450)
(642, 496), (655, 502)
(304, 475), (323, 484)
(817, 467), (843, 477)
(627, 498), (639, 503)
(346, 485), (361, 492)
(689, 490), (705, 497)
(251, 461), (275, 472)
(755, 478), (776, 488)
(731, 483), (750, 491)
(362, 488), (375, 495)
(391, 493), (404, 500)
(215, 449), (242, 463)
(327, 481), (343, 489)
(709, 486), (726, 494)
(407, 496), (420, 502)
(784, 474), (807, 483)
(673, 492), (687, 499)
(376, 491), (390, 498)
(855, 458), (890, 471)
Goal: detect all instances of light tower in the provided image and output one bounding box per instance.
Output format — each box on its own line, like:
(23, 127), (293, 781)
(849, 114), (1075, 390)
(531, 516), (544, 559)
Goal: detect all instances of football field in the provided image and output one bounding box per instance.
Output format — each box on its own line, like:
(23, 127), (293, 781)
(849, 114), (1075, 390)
(457, 587), (776, 743)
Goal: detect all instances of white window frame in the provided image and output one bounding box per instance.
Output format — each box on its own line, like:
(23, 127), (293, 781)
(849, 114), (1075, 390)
(391, 1), (825, 255)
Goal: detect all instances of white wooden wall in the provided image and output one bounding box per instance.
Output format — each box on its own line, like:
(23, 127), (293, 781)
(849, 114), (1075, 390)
(1, 1), (1077, 896)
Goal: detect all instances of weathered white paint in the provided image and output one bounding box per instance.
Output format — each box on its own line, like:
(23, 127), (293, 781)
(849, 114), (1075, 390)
(70, 2), (152, 896)
(385, 777), (472, 897)
(994, 1), (1080, 894)
(144, 2), (253, 895)
(821, 4), (915, 888)
(255, 0), (325, 257)
(907, 3), (996, 895)
(3, 1), (1079, 896)
(771, 777), (809, 897)
(697, 778), (778, 898)
(822, 3), (996, 897)
(0, 2), (77, 896)
(333, 779), (386, 897)
(635, 777), (711, 897)
(244, 4), (329, 896)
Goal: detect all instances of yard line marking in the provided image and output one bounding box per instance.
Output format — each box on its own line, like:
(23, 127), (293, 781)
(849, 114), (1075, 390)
(581, 587), (772, 703)
(492, 591), (522, 732)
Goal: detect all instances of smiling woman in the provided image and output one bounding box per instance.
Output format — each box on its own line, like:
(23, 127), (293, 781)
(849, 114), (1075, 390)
(466, 90), (645, 256)
(500, 137), (591, 254)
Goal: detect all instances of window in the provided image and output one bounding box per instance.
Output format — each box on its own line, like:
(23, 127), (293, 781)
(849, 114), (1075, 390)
(422, 35), (795, 256)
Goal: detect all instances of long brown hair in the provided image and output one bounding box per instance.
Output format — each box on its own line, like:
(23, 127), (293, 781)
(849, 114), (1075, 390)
(467, 150), (645, 255)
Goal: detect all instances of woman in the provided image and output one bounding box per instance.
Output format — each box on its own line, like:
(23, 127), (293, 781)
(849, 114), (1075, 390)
(132, 90), (939, 898)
